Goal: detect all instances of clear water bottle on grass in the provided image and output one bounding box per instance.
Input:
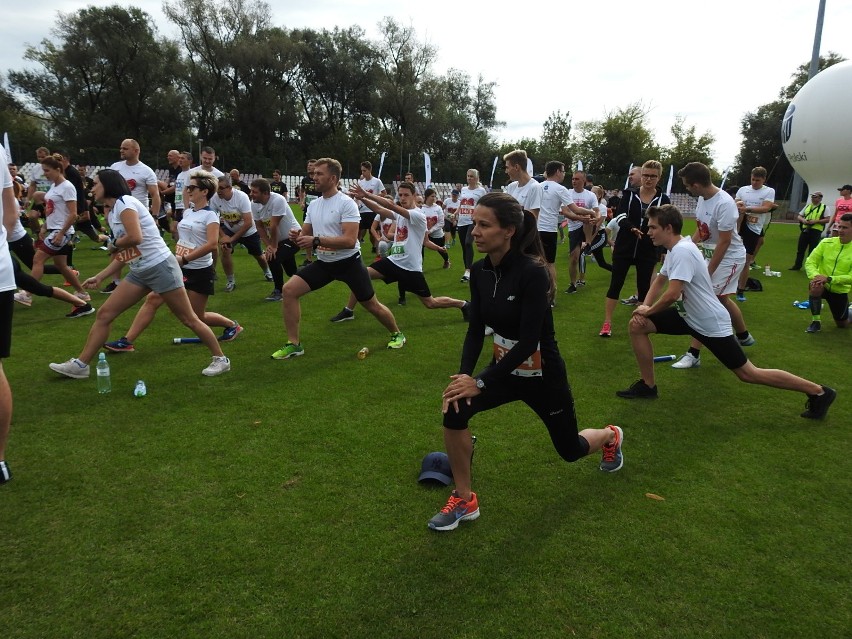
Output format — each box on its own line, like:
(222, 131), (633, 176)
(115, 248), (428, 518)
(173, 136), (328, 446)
(96, 353), (111, 394)
(134, 380), (147, 397)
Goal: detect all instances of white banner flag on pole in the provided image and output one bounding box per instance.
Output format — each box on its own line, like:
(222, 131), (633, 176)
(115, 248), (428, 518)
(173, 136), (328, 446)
(423, 152), (432, 188)
(624, 163), (634, 190)
(526, 158), (533, 176)
(377, 152), (386, 179)
(719, 166), (731, 189)
(490, 156), (498, 188)
(2, 133), (11, 163)
(577, 160), (583, 172)
(666, 165), (674, 196)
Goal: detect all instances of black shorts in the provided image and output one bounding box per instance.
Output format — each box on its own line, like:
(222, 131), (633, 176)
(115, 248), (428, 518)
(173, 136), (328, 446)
(359, 212), (375, 231)
(174, 208), (185, 224)
(370, 257), (432, 298)
(443, 220), (454, 233)
(647, 307), (748, 370)
(539, 231), (557, 263)
(183, 265), (215, 296)
(568, 227), (585, 252)
(0, 290), (12, 358)
(817, 289), (850, 322)
(296, 253), (375, 302)
(222, 228), (263, 256)
(740, 225), (761, 255)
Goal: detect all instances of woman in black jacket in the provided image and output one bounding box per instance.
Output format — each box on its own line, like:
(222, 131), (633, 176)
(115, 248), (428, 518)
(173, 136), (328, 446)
(599, 160), (669, 337)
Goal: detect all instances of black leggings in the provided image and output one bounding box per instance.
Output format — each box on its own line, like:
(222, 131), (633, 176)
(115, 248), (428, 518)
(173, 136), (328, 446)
(12, 256), (54, 297)
(606, 257), (655, 301)
(457, 225), (475, 269)
(269, 239), (299, 290)
(443, 374), (590, 462)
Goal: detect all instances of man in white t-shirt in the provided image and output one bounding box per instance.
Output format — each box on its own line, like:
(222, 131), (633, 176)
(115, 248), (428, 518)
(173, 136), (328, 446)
(329, 181), (469, 324)
(210, 175), (272, 291)
(271, 158), (405, 359)
(503, 149), (541, 218)
(199, 146), (225, 178)
(356, 160), (387, 251)
(734, 166), (775, 300)
(0, 145), (17, 483)
(171, 151), (194, 236)
(565, 171), (599, 293)
(614, 203), (836, 420)
(110, 139), (161, 215)
(670, 162), (755, 370)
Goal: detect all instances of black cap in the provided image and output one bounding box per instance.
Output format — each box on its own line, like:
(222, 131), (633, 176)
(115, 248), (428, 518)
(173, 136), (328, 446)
(418, 452), (453, 485)
(838, 185), (852, 191)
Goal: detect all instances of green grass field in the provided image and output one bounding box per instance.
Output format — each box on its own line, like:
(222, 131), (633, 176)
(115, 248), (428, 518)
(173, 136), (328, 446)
(2, 223), (849, 638)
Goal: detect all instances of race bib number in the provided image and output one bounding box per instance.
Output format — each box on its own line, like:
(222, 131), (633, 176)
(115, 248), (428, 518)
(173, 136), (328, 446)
(389, 244), (406, 256)
(699, 243), (716, 260)
(175, 240), (195, 258)
(674, 299), (687, 318)
(492, 333), (543, 378)
(114, 246), (142, 264)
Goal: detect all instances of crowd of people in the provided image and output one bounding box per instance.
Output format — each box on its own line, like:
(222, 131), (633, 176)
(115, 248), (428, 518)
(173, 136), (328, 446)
(1, 142), (846, 532)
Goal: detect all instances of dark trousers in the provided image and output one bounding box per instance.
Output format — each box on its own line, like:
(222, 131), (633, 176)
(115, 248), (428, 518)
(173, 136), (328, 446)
(793, 229), (823, 269)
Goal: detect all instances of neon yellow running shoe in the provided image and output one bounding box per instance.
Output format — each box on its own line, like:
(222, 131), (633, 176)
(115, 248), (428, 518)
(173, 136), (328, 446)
(387, 332), (406, 349)
(271, 342), (304, 359)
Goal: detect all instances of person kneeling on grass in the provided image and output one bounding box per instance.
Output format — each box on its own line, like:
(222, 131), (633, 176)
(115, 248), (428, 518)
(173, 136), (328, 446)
(616, 204), (836, 420)
(429, 192), (623, 532)
(802, 213), (852, 334)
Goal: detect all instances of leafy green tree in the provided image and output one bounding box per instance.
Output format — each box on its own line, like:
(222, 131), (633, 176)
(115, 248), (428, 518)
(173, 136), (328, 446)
(0, 78), (45, 157)
(537, 110), (573, 170)
(661, 115), (716, 192)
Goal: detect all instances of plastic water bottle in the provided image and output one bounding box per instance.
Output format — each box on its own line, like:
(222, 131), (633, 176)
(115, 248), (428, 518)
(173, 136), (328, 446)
(134, 380), (147, 397)
(357, 347), (369, 360)
(96, 353), (111, 394)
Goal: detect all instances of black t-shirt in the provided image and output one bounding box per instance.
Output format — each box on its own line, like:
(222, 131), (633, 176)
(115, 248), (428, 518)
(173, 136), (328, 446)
(64, 165), (88, 213)
(301, 176), (318, 210)
(270, 180), (288, 196)
(232, 180), (250, 193)
(163, 165), (181, 206)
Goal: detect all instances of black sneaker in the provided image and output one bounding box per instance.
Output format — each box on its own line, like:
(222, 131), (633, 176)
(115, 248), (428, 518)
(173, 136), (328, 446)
(66, 303), (95, 318)
(805, 321), (821, 333)
(398, 297), (406, 306)
(461, 301), (470, 321)
(616, 379), (658, 399)
(564, 284), (577, 294)
(101, 281), (118, 294)
(330, 307), (354, 322)
(801, 386), (836, 419)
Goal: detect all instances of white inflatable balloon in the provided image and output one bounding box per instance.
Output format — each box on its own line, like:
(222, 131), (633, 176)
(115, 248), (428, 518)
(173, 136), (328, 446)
(781, 60), (852, 218)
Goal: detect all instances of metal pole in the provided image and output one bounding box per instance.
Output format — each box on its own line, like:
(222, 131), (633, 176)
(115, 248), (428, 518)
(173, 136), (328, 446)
(399, 131), (403, 179)
(789, 0), (827, 213)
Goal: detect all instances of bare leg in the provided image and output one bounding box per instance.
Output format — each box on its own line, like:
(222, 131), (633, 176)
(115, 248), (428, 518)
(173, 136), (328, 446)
(124, 293), (165, 342)
(282, 275), (312, 344)
(444, 427), (473, 500)
(220, 245), (234, 279)
(159, 287), (223, 356)
(187, 289), (233, 329)
(603, 296), (618, 324)
(732, 361), (822, 395)
(53, 255), (85, 294)
(628, 315), (658, 387)
(78, 280), (151, 363)
(419, 295), (465, 310)
(360, 295), (400, 333)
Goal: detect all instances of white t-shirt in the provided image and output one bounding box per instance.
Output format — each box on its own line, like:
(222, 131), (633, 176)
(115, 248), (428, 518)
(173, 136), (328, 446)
(505, 179), (542, 213)
(422, 203), (444, 238)
(177, 207), (219, 269)
(457, 185), (487, 227)
(443, 197), (460, 221)
(661, 237), (733, 337)
(174, 169), (192, 210)
(607, 213), (626, 244)
(374, 214), (394, 239)
(388, 208), (428, 272)
(694, 190), (746, 263)
(110, 160), (158, 208)
(357, 176), (386, 213)
(0, 147), (15, 292)
(44, 180), (77, 232)
(109, 195), (172, 271)
(304, 191), (361, 262)
(30, 163), (52, 193)
(252, 192), (301, 244)
(8, 218), (28, 243)
(735, 184), (776, 234)
(538, 181), (573, 232)
(202, 166), (225, 178)
(211, 189), (256, 236)
(566, 188), (598, 231)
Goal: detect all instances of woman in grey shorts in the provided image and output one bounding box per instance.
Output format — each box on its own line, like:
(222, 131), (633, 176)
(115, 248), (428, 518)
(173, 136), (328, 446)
(48, 169), (231, 379)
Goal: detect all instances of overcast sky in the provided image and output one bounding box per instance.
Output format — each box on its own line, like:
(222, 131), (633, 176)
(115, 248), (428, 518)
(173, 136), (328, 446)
(3, 0), (851, 171)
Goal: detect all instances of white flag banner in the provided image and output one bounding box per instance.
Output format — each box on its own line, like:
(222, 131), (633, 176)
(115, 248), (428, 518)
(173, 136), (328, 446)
(423, 152), (432, 187)
(577, 160), (583, 172)
(2, 133), (10, 163)
(624, 163), (634, 189)
(719, 166), (731, 189)
(526, 158), (533, 175)
(377, 152), (386, 179)
(666, 165), (674, 196)
(490, 156), (498, 188)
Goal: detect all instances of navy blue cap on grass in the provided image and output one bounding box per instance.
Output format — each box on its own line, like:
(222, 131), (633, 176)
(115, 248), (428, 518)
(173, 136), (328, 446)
(418, 452), (453, 485)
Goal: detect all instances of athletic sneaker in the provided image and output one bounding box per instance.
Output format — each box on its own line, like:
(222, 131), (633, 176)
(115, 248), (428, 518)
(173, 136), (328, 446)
(220, 323), (243, 342)
(66, 303), (95, 318)
(387, 332), (406, 349)
(330, 307), (354, 322)
(101, 281), (118, 294)
(49, 358), (90, 379)
(672, 352), (700, 369)
(74, 291), (92, 302)
(738, 333), (756, 346)
(736, 292), (747, 302)
(104, 337), (135, 353)
(599, 321), (612, 337)
(461, 301), (471, 322)
(14, 291), (32, 306)
(620, 295), (639, 305)
(801, 386), (837, 419)
(63, 269), (80, 286)
(428, 490), (480, 531)
(264, 271), (274, 281)
(443, 260), (451, 269)
(460, 273), (470, 283)
(616, 379), (658, 399)
(271, 342), (304, 360)
(0, 460), (10, 484)
(599, 425), (624, 472)
(265, 289), (282, 302)
(564, 284), (578, 294)
(576, 280), (586, 287)
(805, 321), (821, 333)
(398, 296), (406, 306)
(225, 280), (236, 292)
(202, 355), (231, 376)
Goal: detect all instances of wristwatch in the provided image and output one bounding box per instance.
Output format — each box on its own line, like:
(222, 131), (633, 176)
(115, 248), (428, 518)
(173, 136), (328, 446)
(312, 236), (321, 249)
(475, 378), (486, 391)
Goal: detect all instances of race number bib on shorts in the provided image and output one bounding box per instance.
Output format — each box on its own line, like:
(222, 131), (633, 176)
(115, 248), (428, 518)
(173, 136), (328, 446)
(698, 242), (716, 260)
(175, 240), (195, 258)
(493, 333), (543, 378)
(44, 230), (71, 252)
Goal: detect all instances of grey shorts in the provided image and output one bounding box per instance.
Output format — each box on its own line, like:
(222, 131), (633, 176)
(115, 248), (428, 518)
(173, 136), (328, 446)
(124, 256), (185, 294)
